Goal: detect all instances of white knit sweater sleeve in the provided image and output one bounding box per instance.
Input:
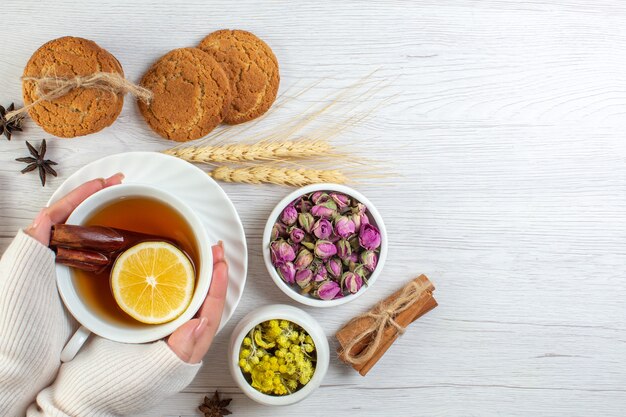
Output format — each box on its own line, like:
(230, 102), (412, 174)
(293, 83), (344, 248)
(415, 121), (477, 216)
(28, 338), (201, 417)
(0, 231), (75, 417)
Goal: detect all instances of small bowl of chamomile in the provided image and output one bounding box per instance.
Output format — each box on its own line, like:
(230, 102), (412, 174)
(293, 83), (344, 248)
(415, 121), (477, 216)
(228, 304), (329, 406)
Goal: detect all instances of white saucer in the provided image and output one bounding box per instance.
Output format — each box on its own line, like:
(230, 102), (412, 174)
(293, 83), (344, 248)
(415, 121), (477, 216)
(48, 151), (248, 332)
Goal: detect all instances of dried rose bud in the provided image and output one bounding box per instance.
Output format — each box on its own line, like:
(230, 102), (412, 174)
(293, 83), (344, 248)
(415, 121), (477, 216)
(289, 227), (305, 243)
(298, 212), (315, 234)
(349, 235), (360, 251)
(360, 250), (378, 272)
(295, 268), (313, 288)
(314, 239), (337, 259)
(294, 248), (314, 271)
(296, 198), (312, 213)
(334, 215), (356, 239)
(353, 202), (367, 215)
(326, 257), (343, 278)
(312, 218), (333, 239)
(360, 212), (370, 228)
(271, 222), (288, 240)
(353, 264), (370, 284)
(347, 259), (357, 272)
(301, 241), (315, 251)
(343, 252), (358, 265)
(277, 262), (296, 284)
(351, 212), (362, 233)
(313, 265), (327, 282)
(341, 271), (363, 294)
(336, 239), (352, 260)
(359, 223), (381, 250)
(311, 191), (330, 205)
(330, 192), (351, 210)
(281, 204), (298, 226)
(270, 240), (296, 266)
(291, 242), (301, 254)
(316, 280), (341, 300)
(311, 200), (337, 218)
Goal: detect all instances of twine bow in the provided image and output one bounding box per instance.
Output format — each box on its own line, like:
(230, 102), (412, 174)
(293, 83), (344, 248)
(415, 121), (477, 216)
(340, 279), (430, 366)
(4, 72), (153, 122)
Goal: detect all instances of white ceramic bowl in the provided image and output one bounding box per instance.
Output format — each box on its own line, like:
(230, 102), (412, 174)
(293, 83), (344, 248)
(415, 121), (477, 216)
(262, 184), (387, 308)
(57, 183), (213, 361)
(228, 304), (329, 406)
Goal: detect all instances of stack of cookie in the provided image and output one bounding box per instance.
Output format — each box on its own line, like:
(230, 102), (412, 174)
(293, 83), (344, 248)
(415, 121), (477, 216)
(138, 29), (280, 142)
(19, 30), (279, 141)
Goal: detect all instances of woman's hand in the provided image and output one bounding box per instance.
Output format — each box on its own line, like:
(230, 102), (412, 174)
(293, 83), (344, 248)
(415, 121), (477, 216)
(26, 228), (230, 417)
(24, 173), (125, 245)
(167, 242), (229, 363)
(0, 174), (124, 416)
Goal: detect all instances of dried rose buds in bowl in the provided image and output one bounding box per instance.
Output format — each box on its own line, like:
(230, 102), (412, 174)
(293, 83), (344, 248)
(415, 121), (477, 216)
(263, 184), (387, 307)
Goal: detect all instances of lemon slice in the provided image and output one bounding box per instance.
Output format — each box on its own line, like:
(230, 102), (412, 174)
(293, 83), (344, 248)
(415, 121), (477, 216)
(111, 241), (195, 324)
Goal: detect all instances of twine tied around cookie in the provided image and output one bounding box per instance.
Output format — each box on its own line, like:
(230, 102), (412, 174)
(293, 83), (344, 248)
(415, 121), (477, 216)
(339, 279), (430, 366)
(4, 72), (153, 122)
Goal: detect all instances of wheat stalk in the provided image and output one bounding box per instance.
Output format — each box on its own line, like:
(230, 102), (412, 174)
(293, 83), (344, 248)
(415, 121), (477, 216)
(164, 140), (335, 163)
(208, 166), (349, 186)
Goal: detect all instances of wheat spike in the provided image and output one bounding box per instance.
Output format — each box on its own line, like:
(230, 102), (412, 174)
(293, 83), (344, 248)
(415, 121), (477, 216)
(208, 166), (349, 186)
(164, 140), (334, 163)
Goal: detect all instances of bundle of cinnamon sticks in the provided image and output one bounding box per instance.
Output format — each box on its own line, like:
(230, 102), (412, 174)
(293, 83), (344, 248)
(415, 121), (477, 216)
(336, 274), (437, 376)
(50, 224), (159, 272)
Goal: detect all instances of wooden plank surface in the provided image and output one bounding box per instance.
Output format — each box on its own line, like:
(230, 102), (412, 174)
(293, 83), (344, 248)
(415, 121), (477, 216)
(2, 1), (625, 416)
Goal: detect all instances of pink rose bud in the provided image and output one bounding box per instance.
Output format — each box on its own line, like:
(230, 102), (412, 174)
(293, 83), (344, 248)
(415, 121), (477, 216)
(336, 239), (352, 260)
(345, 252), (358, 264)
(289, 227), (305, 243)
(296, 198), (312, 213)
(314, 240), (337, 259)
(351, 213), (362, 233)
(311, 191), (329, 205)
(291, 242), (301, 254)
(330, 192), (351, 210)
(316, 280), (341, 300)
(294, 248), (314, 270)
(353, 202), (367, 215)
(335, 216), (356, 239)
(360, 250), (378, 272)
(271, 222), (288, 240)
(341, 271), (363, 294)
(311, 200), (337, 218)
(353, 264), (370, 284)
(295, 269), (313, 288)
(360, 212), (370, 228)
(298, 212), (315, 233)
(277, 262), (296, 284)
(326, 257), (343, 278)
(312, 218), (333, 239)
(313, 265), (327, 281)
(359, 223), (381, 250)
(281, 204), (298, 226)
(270, 240), (296, 266)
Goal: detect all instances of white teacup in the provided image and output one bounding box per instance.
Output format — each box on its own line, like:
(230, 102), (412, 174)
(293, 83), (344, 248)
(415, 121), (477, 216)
(57, 184), (213, 362)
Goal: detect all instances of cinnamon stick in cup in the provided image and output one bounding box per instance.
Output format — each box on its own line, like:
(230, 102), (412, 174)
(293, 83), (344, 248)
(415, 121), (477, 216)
(50, 224), (162, 272)
(336, 274), (437, 376)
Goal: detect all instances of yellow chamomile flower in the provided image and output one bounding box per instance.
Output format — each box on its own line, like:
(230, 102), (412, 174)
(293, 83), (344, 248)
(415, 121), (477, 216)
(238, 319), (317, 395)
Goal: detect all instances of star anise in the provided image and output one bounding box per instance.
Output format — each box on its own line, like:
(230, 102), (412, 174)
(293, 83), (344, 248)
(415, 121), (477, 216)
(16, 139), (58, 186)
(0, 103), (24, 141)
(198, 390), (232, 417)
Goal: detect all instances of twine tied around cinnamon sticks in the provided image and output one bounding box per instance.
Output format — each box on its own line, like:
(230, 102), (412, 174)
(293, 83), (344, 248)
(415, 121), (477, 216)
(4, 72), (153, 122)
(336, 274), (437, 376)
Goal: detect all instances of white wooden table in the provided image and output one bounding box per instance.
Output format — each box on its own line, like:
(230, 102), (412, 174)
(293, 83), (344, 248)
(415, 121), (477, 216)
(2, 1), (626, 416)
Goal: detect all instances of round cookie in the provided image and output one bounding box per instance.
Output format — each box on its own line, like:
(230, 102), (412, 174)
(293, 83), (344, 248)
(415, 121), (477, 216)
(198, 29), (279, 125)
(138, 48), (231, 142)
(22, 36), (124, 138)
